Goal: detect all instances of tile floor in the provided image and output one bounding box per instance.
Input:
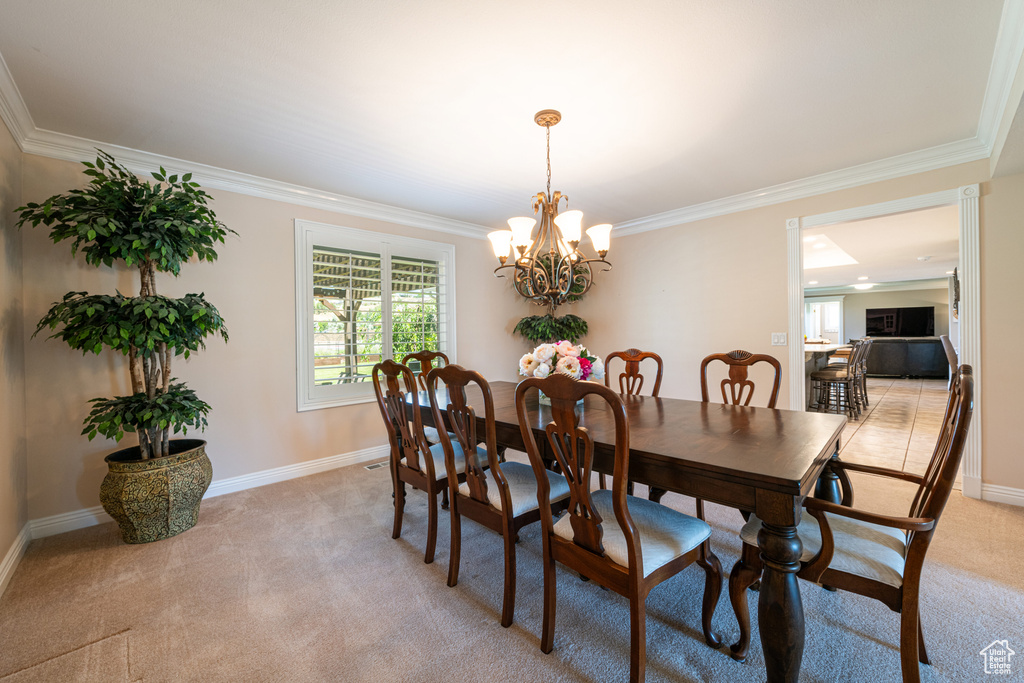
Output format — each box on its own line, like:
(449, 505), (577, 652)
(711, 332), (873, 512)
(830, 377), (959, 489)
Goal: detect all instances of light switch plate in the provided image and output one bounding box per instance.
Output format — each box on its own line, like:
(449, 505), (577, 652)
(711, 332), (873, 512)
(771, 333), (787, 346)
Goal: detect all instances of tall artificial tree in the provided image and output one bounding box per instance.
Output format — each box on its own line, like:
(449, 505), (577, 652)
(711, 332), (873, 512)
(18, 151), (233, 459)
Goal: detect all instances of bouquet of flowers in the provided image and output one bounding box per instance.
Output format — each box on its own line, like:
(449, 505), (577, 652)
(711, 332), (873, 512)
(519, 340), (605, 382)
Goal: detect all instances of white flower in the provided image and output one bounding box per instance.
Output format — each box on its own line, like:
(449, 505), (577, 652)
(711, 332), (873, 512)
(589, 357), (605, 381)
(555, 355), (582, 379)
(519, 353), (540, 376)
(534, 344), (557, 363)
(556, 340), (580, 357)
(534, 362), (551, 378)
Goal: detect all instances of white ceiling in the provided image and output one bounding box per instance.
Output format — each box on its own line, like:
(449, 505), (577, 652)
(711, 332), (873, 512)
(0, 0), (1020, 233)
(803, 205), (959, 290)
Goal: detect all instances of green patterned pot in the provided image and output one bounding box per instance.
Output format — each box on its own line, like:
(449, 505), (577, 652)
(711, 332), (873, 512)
(100, 439), (213, 544)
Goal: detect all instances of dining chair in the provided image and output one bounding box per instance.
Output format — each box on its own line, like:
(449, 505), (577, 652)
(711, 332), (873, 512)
(426, 364), (571, 628)
(700, 349), (781, 408)
(515, 373), (722, 683)
(602, 348), (663, 492)
(401, 350), (451, 445)
(728, 365), (974, 683)
(939, 335), (957, 389)
(689, 349), (782, 512)
(604, 348), (664, 397)
(372, 359), (466, 564)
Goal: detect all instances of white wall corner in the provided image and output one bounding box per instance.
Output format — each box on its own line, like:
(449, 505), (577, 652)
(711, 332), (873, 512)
(0, 524), (31, 598)
(786, 217), (805, 411)
(28, 445), (391, 540)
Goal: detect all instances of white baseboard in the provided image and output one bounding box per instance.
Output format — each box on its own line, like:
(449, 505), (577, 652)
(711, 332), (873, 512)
(0, 523), (31, 598)
(28, 444), (391, 539)
(962, 475), (982, 499)
(981, 483), (1024, 507)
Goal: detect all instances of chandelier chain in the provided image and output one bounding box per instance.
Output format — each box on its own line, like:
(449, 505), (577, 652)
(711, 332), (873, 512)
(545, 124), (551, 198)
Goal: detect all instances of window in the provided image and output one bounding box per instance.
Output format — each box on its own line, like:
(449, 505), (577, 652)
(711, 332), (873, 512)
(295, 220), (456, 410)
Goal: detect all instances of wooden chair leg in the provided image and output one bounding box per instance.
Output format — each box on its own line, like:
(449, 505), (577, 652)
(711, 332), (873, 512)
(917, 612), (930, 665)
(728, 543), (764, 662)
(598, 473), (608, 490)
(424, 489), (438, 564)
(447, 499), (461, 587)
(391, 477), (405, 540)
(541, 547), (557, 654)
(900, 590), (922, 683)
(441, 487), (449, 510)
(648, 487), (667, 503)
(695, 498), (706, 521)
(697, 540), (723, 647)
(629, 593), (647, 683)
(500, 521), (517, 628)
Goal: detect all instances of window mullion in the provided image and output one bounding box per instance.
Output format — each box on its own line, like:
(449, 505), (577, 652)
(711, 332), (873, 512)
(382, 244), (394, 361)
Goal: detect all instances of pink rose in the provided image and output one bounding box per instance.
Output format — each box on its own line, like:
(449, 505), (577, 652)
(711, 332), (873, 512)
(578, 356), (592, 380)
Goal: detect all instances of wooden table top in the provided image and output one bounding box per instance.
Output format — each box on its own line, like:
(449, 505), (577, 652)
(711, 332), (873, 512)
(417, 380), (847, 497)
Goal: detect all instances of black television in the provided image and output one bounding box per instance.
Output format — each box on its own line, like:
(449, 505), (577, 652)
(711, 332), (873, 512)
(865, 306), (935, 337)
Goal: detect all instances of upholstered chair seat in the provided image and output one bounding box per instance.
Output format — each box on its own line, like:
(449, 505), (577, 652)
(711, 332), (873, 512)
(739, 510), (907, 588)
(459, 461), (570, 517)
(401, 441), (488, 481)
(553, 489), (713, 578)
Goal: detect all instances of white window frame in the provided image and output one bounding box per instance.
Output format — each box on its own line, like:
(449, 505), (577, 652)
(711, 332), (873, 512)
(295, 219), (457, 411)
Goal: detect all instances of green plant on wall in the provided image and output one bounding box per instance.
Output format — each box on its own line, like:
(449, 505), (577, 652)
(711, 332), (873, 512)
(514, 313), (588, 344)
(17, 151), (234, 460)
(513, 254), (591, 344)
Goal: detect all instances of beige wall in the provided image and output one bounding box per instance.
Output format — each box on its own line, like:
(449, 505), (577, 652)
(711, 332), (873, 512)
(841, 287), (949, 340)
(978, 172), (1024, 487)
(0, 116), (27, 552)
(576, 158), (1024, 492)
(12, 150), (1024, 522)
(19, 154), (533, 520)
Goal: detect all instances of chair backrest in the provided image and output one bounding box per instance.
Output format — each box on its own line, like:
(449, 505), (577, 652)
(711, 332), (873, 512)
(372, 359), (433, 477)
(401, 350), (450, 391)
(699, 350), (782, 408)
(908, 364), (974, 535)
(939, 335), (957, 375)
(604, 348), (664, 397)
(425, 364), (504, 506)
(516, 374), (641, 568)
(856, 338), (873, 372)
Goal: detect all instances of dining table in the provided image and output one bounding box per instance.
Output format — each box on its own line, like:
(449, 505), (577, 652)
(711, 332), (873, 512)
(414, 379), (848, 683)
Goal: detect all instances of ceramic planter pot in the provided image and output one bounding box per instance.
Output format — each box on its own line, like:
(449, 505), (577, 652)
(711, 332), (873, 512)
(100, 439), (212, 544)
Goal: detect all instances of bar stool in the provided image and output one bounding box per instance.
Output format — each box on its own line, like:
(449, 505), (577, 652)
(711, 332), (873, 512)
(811, 340), (863, 419)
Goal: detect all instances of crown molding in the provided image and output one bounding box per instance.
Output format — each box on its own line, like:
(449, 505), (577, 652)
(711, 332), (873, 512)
(613, 136), (989, 237)
(19, 128), (492, 240)
(0, 51), (33, 147)
(977, 0), (1024, 150)
(805, 278), (949, 297)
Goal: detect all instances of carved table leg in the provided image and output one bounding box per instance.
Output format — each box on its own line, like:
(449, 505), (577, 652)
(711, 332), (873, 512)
(814, 452), (842, 504)
(757, 522), (804, 683)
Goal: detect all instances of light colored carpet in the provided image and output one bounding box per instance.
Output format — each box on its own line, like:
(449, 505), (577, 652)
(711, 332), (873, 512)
(1, 453), (1022, 682)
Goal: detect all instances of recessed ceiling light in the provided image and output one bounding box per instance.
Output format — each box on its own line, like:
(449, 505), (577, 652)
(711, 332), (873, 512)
(857, 276), (868, 280)
(917, 256), (931, 262)
(853, 283), (874, 290)
(803, 235), (818, 243)
(808, 280), (818, 285)
(813, 243), (826, 249)
(946, 270), (954, 275)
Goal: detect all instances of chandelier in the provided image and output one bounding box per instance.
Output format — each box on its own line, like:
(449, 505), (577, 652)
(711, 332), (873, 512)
(488, 109), (612, 312)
